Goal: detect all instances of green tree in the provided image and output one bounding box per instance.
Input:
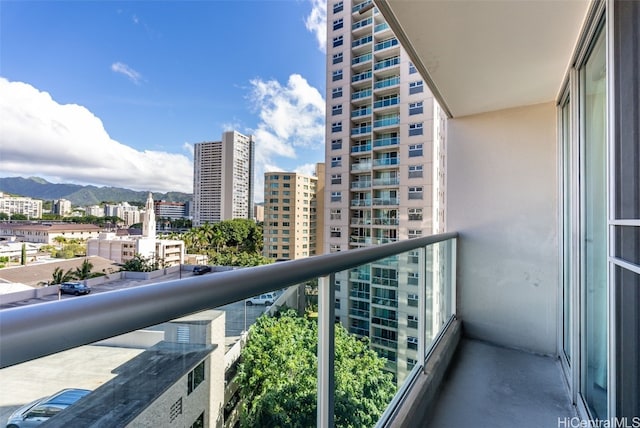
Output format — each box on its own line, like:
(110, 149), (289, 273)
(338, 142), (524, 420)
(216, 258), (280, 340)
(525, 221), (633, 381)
(20, 243), (26, 265)
(120, 254), (160, 272)
(51, 267), (75, 284)
(238, 310), (396, 427)
(74, 259), (94, 280)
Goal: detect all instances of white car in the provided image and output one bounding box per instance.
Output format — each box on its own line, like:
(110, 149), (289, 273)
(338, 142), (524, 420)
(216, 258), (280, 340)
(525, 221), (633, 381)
(245, 293), (276, 306)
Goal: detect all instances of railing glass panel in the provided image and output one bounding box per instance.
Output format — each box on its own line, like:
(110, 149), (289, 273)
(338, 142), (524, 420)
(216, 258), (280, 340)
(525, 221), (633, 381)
(0, 233), (457, 428)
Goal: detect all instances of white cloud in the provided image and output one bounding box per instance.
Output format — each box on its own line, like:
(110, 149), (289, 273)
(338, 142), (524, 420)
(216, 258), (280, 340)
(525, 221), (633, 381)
(111, 62), (143, 84)
(305, 0), (327, 53)
(294, 163), (318, 177)
(247, 73), (325, 203)
(0, 78), (192, 194)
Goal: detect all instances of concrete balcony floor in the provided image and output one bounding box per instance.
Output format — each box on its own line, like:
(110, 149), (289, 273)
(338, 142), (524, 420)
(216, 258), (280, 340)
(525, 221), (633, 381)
(428, 339), (577, 428)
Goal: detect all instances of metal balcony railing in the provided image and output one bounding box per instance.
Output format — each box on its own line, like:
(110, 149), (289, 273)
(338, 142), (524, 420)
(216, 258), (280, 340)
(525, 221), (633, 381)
(0, 232), (458, 428)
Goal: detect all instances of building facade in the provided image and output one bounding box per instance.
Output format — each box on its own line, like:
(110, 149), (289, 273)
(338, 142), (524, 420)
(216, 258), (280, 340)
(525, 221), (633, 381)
(0, 193), (42, 219)
(87, 194), (184, 267)
(323, 0), (446, 383)
(154, 201), (188, 220)
(262, 164), (324, 260)
(52, 199), (72, 216)
(0, 223), (102, 245)
(193, 131), (255, 227)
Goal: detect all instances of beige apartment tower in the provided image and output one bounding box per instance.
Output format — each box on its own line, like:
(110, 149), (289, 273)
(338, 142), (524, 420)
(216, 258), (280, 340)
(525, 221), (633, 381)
(263, 164), (324, 261)
(193, 131), (255, 227)
(323, 0), (446, 383)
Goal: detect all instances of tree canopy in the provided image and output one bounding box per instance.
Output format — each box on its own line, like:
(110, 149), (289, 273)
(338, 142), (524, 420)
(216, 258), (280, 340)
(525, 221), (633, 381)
(237, 310), (396, 427)
(173, 219), (270, 267)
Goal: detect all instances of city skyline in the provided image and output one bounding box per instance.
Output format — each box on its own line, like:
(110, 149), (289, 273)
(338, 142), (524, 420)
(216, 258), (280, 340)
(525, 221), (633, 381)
(0, 0), (328, 199)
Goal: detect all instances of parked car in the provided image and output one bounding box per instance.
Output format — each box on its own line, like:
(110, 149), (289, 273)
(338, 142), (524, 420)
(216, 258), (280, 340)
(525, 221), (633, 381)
(245, 293), (276, 306)
(193, 265), (212, 275)
(59, 282), (91, 296)
(5, 388), (90, 428)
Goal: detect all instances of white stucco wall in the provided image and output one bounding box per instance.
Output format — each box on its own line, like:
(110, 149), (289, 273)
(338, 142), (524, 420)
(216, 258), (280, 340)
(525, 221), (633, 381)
(446, 102), (558, 355)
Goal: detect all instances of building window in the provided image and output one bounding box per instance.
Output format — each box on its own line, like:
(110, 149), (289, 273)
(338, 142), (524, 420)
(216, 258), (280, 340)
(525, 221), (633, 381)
(330, 227), (341, 238)
(330, 209), (342, 220)
(409, 122), (424, 136)
(332, 52), (343, 64)
(332, 87), (343, 99)
(408, 272), (419, 285)
(408, 229), (423, 239)
(408, 315), (418, 329)
(409, 144), (423, 157)
(187, 361), (205, 394)
(331, 192), (342, 202)
(332, 70), (343, 81)
(333, 1), (343, 13)
(407, 358), (417, 371)
(408, 186), (423, 200)
(407, 336), (418, 350)
(409, 80), (424, 94)
(408, 208), (423, 221)
(331, 174), (342, 185)
(189, 412), (205, 428)
(408, 164), (423, 178)
(408, 62), (417, 74)
(331, 122), (342, 132)
(335, 298), (341, 309)
(331, 156), (342, 167)
(330, 244), (341, 253)
(333, 18), (343, 30)
(283, 175), (291, 180)
(331, 139), (342, 150)
(332, 35), (344, 47)
(408, 293), (419, 307)
(409, 101), (423, 115)
(332, 104), (343, 116)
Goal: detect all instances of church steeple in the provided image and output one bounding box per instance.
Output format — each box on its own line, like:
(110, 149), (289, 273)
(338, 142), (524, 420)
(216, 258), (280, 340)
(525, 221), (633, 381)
(142, 193), (156, 239)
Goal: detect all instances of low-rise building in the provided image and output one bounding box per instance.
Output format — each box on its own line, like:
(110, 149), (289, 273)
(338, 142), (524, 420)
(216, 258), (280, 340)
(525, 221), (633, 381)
(0, 223), (102, 245)
(86, 194), (185, 267)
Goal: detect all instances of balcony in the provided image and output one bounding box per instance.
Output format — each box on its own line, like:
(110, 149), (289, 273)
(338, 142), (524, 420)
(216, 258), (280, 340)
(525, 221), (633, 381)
(1, 234), (464, 427)
(372, 197), (399, 206)
(350, 180), (372, 189)
(373, 116), (400, 128)
(351, 162), (372, 171)
(373, 157), (399, 167)
(351, 126), (372, 136)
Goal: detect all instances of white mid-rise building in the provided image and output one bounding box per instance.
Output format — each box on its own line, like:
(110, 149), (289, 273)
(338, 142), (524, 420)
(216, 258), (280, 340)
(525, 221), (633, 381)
(0, 192), (42, 219)
(323, 0), (447, 383)
(193, 131), (255, 226)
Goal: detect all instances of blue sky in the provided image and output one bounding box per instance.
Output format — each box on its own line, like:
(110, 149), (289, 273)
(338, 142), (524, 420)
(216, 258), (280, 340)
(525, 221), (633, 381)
(0, 0), (327, 200)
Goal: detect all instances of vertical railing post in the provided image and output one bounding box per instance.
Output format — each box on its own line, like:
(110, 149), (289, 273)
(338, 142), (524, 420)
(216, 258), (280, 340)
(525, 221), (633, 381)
(317, 274), (335, 428)
(418, 246), (427, 369)
(450, 238), (458, 317)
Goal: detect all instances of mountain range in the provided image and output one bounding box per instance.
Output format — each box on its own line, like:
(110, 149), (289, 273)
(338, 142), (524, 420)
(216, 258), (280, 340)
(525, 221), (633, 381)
(0, 176), (192, 206)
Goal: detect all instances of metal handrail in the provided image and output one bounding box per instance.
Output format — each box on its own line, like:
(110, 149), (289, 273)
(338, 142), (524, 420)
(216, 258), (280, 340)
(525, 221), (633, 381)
(0, 232), (458, 368)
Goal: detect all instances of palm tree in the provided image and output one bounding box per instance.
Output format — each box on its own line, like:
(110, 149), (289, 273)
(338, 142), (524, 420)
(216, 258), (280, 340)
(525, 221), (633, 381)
(51, 267), (75, 285)
(74, 259), (94, 280)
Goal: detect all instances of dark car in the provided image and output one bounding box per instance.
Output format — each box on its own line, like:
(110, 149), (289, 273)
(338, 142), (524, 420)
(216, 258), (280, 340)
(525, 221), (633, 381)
(193, 265), (212, 275)
(5, 388), (91, 427)
(59, 282), (91, 296)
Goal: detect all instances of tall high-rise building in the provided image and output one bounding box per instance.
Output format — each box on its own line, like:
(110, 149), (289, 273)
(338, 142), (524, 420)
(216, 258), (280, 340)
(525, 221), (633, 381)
(262, 163), (324, 260)
(324, 0), (446, 383)
(193, 130), (255, 226)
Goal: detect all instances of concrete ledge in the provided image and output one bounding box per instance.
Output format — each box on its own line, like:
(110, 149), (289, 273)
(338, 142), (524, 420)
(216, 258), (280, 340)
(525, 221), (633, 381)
(388, 318), (462, 428)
